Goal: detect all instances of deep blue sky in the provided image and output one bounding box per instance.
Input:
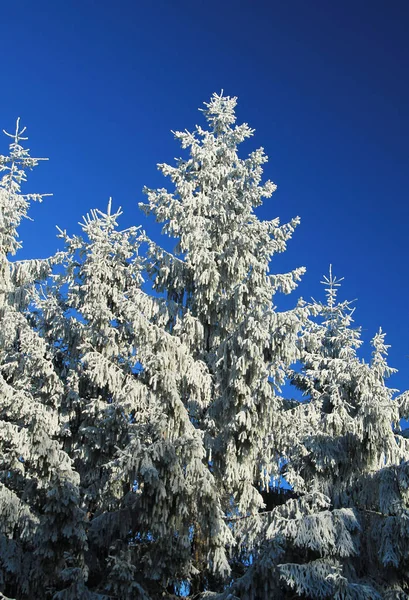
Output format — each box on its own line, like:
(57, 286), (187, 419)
(1, 0), (409, 391)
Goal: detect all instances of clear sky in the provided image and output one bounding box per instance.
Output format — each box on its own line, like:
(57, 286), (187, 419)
(1, 0), (409, 392)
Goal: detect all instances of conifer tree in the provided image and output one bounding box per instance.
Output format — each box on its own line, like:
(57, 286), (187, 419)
(0, 122), (88, 599)
(271, 268), (409, 599)
(38, 201), (232, 597)
(140, 92), (310, 595)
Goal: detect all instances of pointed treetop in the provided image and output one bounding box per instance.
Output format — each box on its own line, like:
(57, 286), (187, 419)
(199, 91), (239, 133)
(320, 264), (344, 312)
(311, 266), (362, 356)
(3, 117), (28, 143)
(0, 121), (50, 256)
(78, 199), (124, 233)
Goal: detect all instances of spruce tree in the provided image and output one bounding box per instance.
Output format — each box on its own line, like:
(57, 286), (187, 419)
(273, 268), (409, 599)
(0, 122), (88, 599)
(140, 92), (309, 595)
(38, 201), (231, 597)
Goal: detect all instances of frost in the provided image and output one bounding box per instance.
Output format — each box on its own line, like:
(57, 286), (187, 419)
(1, 99), (408, 599)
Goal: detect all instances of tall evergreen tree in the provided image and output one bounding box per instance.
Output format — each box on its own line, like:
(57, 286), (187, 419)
(0, 122), (88, 599)
(140, 92), (310, 595)
(272, 268), (409, 599)
(38, 201), (232, 598)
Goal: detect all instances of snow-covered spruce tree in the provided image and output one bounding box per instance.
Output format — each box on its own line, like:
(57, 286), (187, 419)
(140, 93), (310, 595)
(37, 201), (232, 598)
(0, 122), (88, 600)
(269, 268), (409, 599)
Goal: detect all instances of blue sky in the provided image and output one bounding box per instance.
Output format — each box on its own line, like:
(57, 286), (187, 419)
(1, 0), (409, 391)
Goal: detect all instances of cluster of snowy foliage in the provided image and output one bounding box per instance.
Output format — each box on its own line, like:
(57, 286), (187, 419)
(0, 96), (408, 600)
